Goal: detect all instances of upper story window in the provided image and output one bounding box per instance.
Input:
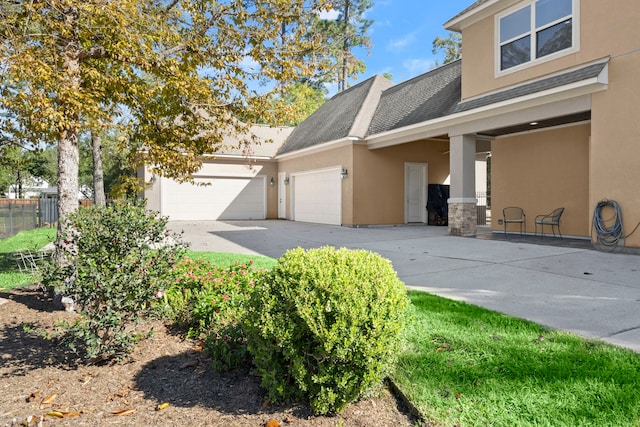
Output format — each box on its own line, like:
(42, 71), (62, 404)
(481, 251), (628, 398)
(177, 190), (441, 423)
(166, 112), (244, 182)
(498, 0), (575, 72)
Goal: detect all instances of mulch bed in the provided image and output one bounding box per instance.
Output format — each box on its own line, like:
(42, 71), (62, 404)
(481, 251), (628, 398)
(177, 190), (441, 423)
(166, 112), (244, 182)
(0, 286), (421, 426)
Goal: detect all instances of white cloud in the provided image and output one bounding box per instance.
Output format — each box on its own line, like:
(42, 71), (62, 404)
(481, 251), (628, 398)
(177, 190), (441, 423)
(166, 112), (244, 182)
(402, 58), (436, 76)
(319, 9), (340, 20)
(387, 31), (418, 50)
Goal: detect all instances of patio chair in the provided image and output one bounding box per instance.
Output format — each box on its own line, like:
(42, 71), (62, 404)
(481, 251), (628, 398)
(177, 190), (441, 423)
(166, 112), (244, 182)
(535, 207), (565, 238)
(502, 207), (526, 235)
(13, 248), (52, 274)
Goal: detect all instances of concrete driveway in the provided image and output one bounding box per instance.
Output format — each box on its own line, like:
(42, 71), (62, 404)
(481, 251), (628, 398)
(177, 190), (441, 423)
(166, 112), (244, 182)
(168, 220), (640, 352)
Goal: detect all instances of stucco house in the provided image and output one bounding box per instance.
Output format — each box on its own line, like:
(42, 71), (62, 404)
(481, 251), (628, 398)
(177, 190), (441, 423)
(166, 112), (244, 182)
(145, 0), (640, 250)
(142, 124), (292, 221)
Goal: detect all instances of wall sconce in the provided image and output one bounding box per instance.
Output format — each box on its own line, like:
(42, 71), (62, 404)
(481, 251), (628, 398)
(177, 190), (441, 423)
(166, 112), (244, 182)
(149, 175), (157, 185)
(284, 177), (290, 185)
(341, 169), (348, 179)
(270, 177), (275, 186)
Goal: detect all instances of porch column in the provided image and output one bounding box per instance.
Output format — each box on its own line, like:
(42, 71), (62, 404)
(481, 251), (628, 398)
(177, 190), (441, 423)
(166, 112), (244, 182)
(448, 133), (477, 236)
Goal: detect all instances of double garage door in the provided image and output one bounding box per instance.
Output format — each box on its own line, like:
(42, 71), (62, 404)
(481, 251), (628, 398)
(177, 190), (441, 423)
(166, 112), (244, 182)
(160, 176), (266, 221)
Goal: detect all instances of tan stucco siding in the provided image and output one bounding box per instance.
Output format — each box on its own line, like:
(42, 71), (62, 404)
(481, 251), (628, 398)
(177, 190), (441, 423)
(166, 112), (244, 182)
(491, 124), (590, 237)
(351, 140), (450, 225)
(461, 0), (640, 99)
(277, 145), (354, 224)
(590, 52), (640, 247)
(260, 162), (280, 219)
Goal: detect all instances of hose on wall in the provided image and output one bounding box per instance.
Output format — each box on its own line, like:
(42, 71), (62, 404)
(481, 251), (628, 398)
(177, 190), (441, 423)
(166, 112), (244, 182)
(592, 199), (624, 251)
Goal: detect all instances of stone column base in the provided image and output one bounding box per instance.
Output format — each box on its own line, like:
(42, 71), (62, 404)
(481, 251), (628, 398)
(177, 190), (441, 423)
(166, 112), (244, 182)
(448, 202), (477, 236)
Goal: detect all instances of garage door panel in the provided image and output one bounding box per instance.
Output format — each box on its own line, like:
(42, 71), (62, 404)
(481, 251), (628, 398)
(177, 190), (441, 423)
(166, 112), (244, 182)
(161, 176), (265, 220)
(293, 169), (341, 225)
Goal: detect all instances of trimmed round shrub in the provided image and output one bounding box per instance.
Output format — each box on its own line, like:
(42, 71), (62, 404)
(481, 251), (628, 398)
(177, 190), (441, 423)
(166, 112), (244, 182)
(246, 246), (409, 415)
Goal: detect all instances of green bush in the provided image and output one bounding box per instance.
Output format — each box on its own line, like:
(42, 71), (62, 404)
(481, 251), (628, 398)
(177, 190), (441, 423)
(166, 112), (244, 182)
(43, 201), (187, 362)
(246, 246), (409, 415)
(164, 257), (267, 370)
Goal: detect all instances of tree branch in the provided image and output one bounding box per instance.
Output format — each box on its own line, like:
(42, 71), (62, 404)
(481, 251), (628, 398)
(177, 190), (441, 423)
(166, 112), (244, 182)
(78, 45), (108, 61)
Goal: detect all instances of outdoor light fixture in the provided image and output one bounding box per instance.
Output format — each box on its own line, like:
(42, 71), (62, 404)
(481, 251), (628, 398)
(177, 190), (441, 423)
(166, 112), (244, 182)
(529, 121), (538, 126)
(270, 177), (275, 186)
(341, 168), (348, 179)
(284, 177), (290, 185)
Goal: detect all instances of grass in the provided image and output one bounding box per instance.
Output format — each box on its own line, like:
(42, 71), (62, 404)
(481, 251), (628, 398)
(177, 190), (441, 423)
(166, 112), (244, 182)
(0, 227), (57, 290)
(0, 229), (276, 291)
(394, 291), (640, 427)
(185, 250), (277, 270)
(4, 229), (640, 426)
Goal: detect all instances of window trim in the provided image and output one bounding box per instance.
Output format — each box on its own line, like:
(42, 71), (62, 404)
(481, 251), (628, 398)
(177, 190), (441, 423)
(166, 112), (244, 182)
(495, 0), (580, 76)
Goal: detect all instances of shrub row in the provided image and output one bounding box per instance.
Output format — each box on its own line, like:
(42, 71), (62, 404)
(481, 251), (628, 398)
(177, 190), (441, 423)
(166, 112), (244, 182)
(44, 203), (409, 415)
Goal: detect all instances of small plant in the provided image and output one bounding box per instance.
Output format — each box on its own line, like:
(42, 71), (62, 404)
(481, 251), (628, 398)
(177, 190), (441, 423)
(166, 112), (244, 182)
(164, 257), (267, 370)
(43, 201), (186, 362)
(246, 246), (409, 415)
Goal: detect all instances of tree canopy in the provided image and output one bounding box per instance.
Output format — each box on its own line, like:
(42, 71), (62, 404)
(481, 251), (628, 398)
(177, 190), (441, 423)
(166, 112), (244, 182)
(313, 0), (373, 91)
(0, 0), (331, 263)
(432, 31), (462, 66)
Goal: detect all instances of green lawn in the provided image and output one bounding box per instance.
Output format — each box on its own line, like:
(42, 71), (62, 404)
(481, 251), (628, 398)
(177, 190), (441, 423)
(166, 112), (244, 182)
(3, 229), (640, 426)
(185, 250), (277, 271)
(394, 291), (640, 426)
(0, 227), (57, 290)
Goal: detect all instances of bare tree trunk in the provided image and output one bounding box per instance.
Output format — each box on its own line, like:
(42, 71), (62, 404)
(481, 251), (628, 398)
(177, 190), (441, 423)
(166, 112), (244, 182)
(340, 0), (350, 92)
(91, 130), (106, 206)
(54, 5), (81, 269)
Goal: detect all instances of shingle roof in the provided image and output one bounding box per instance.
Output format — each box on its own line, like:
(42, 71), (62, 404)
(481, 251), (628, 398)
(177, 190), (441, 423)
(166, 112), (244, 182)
(279, 59), (606, 154)
(368, 60), (462, 135)
(452, 61), (607, 113)
(277, 75), (393, 155)
(216, 125), (293, 157)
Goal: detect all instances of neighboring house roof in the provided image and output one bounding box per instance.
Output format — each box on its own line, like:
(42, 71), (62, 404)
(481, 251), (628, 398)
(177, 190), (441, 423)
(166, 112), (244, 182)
(368, 60), (462, 135)
(277, 75), (393, 155)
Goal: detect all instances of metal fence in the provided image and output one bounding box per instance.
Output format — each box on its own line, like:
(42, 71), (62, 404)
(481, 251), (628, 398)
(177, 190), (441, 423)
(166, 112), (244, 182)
(0, 198), (59, 239)
(476, 191), (490, 226)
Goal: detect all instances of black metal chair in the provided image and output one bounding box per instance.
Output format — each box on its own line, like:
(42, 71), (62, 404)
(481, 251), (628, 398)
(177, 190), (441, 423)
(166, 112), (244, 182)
(502, 207), (526, 235)
(535, 207), (565, 238)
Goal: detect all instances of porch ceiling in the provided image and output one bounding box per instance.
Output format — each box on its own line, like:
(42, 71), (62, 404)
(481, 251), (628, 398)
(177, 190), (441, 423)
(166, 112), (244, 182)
(477, 111), (591, 138)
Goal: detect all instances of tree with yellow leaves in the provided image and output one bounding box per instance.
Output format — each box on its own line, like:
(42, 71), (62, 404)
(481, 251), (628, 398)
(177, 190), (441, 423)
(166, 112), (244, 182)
(0, 0), (329, 265)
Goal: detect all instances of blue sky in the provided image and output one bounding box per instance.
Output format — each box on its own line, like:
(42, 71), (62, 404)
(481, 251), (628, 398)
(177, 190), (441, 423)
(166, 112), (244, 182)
(346, 0), (473, 86)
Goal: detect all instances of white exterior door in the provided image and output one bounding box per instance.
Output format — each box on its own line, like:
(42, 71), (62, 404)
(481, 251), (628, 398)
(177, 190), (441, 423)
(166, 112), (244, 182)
(405, 163), (427, 223)
(160, 176), (266, 220)
(278, 172), (287, 219)
(292, 167), (342, 225)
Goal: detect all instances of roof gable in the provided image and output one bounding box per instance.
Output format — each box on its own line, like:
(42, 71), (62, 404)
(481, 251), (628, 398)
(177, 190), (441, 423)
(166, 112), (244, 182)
(277, 75), (393, 155)
(368, 60), (462, 135)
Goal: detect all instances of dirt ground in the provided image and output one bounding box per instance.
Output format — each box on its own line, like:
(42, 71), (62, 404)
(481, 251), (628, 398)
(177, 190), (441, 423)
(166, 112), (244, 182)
(0, 286), (421, 427)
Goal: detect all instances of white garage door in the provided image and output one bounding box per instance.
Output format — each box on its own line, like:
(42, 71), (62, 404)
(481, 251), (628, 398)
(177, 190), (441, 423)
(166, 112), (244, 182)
(160, 176), (265, 220)
(293, 168), (341, 225)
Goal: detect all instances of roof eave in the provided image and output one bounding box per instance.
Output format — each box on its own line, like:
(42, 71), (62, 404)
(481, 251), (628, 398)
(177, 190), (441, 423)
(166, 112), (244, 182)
(444, 0), (519, 32)
(366, 72), (608, 149)
(275, 137), (364, 161)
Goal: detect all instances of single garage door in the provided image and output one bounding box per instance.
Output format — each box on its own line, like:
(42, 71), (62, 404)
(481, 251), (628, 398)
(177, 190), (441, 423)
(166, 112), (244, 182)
(293, 168), (341, 225)
(160, 176), (266, 220)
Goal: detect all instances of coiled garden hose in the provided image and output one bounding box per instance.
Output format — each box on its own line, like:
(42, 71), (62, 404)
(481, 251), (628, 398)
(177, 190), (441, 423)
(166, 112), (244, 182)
(592, 199), (624, 250)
